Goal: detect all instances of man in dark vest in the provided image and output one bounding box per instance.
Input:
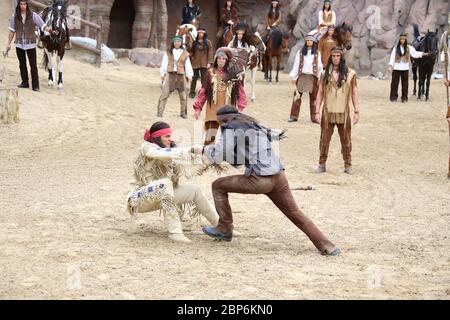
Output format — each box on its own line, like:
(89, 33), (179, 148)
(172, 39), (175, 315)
(157, 35), (193, 119)
(6, 0), (52, 92)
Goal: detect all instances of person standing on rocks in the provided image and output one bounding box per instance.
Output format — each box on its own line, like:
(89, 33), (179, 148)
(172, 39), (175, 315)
(188, 27), (213, 99)
(157, 36), (193, 119)
(314, 47), (360, 175)
(388, 33), (428, 103)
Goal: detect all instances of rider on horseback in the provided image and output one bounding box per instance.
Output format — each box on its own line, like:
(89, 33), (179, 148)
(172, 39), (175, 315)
(318, 0), (336, 31)
(263, 1), (282, 44)
(227, 25), (255, 53)
(216, 0), (238, 48)
(181, 0), (201, 27)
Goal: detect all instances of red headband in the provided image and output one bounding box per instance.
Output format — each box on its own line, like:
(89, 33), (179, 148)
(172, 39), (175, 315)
(144, 127), (172, 141)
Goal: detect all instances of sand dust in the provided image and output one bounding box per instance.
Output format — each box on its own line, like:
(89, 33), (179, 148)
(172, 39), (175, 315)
(0, 2), (449, 299)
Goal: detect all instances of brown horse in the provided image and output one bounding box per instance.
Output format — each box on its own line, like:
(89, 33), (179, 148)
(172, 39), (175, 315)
(332, 22), (353, 50)
(176, 23), (197, 51)
(264, 28), (289, 83)
(222, 24), (238, 47)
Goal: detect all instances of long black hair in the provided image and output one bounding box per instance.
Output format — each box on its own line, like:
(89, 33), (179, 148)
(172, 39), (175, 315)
(146, 122), (176, 148)
(323, 1), (332, 12)
(323, 49), (348, 88)
(192, 32), (209, 53)
(267, 3), (280, 20)
(301, 41), (317, 55)
(15, 0), (32, 22)
(232, 32), (249, 48)
(396, 36), (409, 57)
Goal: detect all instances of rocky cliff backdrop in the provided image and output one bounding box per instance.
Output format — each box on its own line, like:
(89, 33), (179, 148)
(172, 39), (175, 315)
(288, 0), (450, 75)
(25, 0), (450, 75)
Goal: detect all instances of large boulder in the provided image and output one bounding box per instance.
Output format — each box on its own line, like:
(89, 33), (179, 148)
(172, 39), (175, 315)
(129, 48), (164, 68)
(69, 36), (116, 64)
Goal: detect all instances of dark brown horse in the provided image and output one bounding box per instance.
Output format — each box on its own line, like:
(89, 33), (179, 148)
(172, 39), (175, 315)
(222, 23), (238, 47)
(263, 28), (289, 83)
(412, 25), (439, 101)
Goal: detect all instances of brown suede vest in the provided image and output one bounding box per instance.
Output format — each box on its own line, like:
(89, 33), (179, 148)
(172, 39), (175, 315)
(298, 50), (319, 77)
(167, 50), (190, 75)
(395, 45), (410, 63)
(15, 13), (37, 45)
(322, 11), (333, 24)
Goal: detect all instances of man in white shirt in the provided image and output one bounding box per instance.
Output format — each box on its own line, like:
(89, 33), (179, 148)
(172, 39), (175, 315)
(388, 33), (428, 103)
(288, 33), (323, 123)
(157, 36), (193, 119)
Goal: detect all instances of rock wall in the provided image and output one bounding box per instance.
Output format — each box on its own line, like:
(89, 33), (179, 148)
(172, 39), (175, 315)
(288, 0), (450, 75)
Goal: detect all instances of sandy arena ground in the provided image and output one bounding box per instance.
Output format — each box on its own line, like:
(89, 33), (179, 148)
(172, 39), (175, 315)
(1, 2), (449, 299)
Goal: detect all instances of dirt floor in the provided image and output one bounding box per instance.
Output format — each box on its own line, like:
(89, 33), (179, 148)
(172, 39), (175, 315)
(1, 2), (449, 299)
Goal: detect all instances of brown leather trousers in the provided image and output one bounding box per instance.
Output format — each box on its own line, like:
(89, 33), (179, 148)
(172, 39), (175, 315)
(319, 119), (352, 167)
(211, 171), (336, 252)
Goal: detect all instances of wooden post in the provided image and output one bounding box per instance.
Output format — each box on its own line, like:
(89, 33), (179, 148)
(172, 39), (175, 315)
(96, 16), (103, 68)
(149, 0), (158, 48)
(158, 0), (168, 50)
(85, 0), (90, 37)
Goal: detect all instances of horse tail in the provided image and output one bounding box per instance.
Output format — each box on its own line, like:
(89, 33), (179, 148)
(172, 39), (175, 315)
(271, 29), (282, 49)
(413, 24), (420, 40)
(42, 50), (49, 70)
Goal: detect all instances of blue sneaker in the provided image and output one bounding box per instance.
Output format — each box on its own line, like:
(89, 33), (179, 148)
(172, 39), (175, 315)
(202, 226), (232, 241)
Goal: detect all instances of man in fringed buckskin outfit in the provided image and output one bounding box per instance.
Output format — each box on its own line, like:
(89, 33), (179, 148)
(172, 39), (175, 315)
(314, 47), (360, 175)
(127, 121), (219, 243)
